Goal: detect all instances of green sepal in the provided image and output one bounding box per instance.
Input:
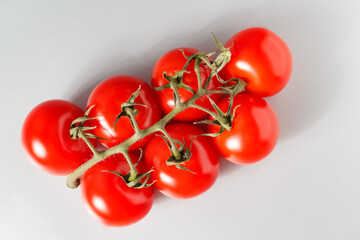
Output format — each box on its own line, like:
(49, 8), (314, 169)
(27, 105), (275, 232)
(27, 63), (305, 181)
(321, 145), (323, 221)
(83, 133), (107, 141)
(165, 138), (196, 174)
(69, 105), (105, 140)
(70, 116), (98, 125)
(207, 95), (225, 116)
(194, 119), (221, 126)
(103, 169), (155, 189)
(195, 125), (227, 138)
(134, 148), (143, 167)
(113, 85), (147, 130)
(174, 164), (196, 174)
(156, 134), (172, 149)
(157, 134), (196, 174)
(153, 83), (171, 91)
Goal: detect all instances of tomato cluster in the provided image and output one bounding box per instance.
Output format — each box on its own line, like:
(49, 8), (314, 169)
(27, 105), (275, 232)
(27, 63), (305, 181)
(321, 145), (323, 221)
(22, 27), (292, 227)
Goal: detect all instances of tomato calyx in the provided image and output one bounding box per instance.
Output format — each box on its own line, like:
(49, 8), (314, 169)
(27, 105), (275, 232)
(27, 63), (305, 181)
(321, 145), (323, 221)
(153, 50), (199, 96)
(113, 85), (148, 132)
(103, 150), (155, 189)
(69, 105), (105, 157)
(70, 105), (98, 139)
(153, 68), (196, 108)
(156, 133), (196, 174)
(199, 33), (233, 83)
(156, 70), (195, 92)
(195, 79), (247, 137)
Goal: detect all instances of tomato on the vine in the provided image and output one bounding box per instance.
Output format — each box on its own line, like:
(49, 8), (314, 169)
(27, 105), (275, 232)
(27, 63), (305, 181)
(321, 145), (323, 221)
(81, 153), (154, 226)
(208, 93), (279, 164)
(87, 75), (161, 150)
(219, 27), (292, 97)
(151, 47), (223, 121)
(144, 123), (219, 199)
(21, 100), (95, 175)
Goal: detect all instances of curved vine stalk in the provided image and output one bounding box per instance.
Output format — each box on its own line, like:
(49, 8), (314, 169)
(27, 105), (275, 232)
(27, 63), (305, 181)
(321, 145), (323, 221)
(66, 34), (246, 189)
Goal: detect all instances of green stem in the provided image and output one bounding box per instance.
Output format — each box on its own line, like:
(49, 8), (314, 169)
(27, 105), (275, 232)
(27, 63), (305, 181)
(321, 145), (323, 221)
(123, 151), (137, 181)
(78, 130), (101, 158)
(67, 154), (103, 188)
(194, 57), (202, 91)
(160, 129), (181, 160)
(67, 89), (199, 189)
(190, 103), (228, 124)
(205, 89), (229, 95)
(125, 108), (141, 133)
(67, 42), (242, 189)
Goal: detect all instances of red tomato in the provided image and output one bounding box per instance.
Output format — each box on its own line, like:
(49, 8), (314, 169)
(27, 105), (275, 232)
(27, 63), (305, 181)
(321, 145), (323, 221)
(144, 123), (219, 199)
(220, 27), (292, 97)
(87, 75), (161, 150)
(21, 100), (95, 175)
(151, 48), (223, 121)
(81, 153), (154, 226)
(208, 93), (279, 164)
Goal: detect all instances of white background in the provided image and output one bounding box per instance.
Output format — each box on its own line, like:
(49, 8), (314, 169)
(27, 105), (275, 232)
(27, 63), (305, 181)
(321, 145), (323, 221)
(1, 0), (360, 239)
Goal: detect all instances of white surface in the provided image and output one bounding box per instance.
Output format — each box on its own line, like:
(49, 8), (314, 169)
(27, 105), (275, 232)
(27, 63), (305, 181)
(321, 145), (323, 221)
(1, 0), (360, 239)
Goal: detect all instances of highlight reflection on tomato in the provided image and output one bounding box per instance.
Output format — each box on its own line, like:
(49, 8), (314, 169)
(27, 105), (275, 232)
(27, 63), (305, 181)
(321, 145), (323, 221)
(21, 100), (95, 175)
(220, 27), (292, 97)
(208, 93), (279, 164)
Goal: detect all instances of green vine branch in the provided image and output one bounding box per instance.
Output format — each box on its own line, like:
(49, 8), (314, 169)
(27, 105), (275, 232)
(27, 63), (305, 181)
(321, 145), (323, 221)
(66, 34), (247, 189)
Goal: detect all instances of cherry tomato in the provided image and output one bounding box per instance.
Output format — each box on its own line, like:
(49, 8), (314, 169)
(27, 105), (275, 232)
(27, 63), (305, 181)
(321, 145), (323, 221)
(81, 153), (154, 226)
(21, 100), (95, 175)
(144, 123), (219, 199)
(87, 75), (161, 150)
(208, 93), (279, 164)
(220, 27), (292, 97)
(151, 48), (223, 121)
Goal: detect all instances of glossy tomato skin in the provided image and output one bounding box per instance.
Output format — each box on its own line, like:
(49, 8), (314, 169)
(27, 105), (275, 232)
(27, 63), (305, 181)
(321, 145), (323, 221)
(208, 93), (279, 164)
(151, 48), (223, 121)
(81, 153), (154, 227)
(220, 27), (292, 97)
(144, 123), (219, 199)
(21, 100), (95, 175)
(87, 75), (161, 150)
